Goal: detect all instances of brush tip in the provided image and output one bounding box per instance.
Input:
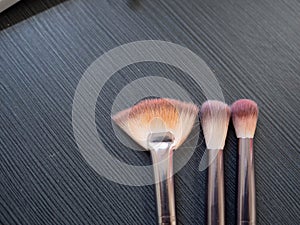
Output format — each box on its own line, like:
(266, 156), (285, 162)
(200, 100), (231, 150)
(112, 98), (199, 150)
(231, 99), (258, 138)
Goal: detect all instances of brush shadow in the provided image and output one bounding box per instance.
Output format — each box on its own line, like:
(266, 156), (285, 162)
(224, 121), (238, 225)
(196, 134), (208, 224)
(127, 0), (142, 10)
(173, 123), (207, 224)
(0, 0), (68, 31)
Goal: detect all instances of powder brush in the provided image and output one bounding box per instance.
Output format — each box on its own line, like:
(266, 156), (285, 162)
(231, 99), (259, 225)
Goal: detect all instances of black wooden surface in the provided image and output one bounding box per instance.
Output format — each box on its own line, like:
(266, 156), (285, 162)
(0, 0), (299, 224)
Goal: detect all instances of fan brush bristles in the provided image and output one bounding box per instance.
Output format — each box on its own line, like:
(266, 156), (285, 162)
(200, 100), (231, 150)
(231, 99), (259, 138)
(112, 98), (199, 150)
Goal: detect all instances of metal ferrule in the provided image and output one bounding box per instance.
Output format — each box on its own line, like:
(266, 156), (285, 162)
(237, 138), (256, 225)
(207, 149), (225, 225)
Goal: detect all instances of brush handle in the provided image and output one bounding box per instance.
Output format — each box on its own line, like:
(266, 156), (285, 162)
(207, 149), (225, 225)
(237, 138), (256, 225)
(150, 144), (176, 225)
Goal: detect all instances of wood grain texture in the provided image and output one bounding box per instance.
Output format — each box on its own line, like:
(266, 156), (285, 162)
(0, 0), (299, 224)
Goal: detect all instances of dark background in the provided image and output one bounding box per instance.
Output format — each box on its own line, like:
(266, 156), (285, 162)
(0, 0), (299, 224)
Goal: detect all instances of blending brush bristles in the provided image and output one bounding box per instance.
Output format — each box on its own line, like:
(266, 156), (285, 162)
(231, 99), (259, 225)
(201, 100), (231, 150)
(201, 100), (231, 225)
(113, 98), (199, 225)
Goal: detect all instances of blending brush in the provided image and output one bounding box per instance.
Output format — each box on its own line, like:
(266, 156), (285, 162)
(231, 99), (258, 225)
(200, 100), (231, 225)
(112, 98), (199, 225)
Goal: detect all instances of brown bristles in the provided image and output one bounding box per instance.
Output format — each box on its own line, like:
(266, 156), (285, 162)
(200, 100), (231, 150)
(128, 99), (179, 129)
(112, 98), (199, 150)
(231, 99), (258, 138)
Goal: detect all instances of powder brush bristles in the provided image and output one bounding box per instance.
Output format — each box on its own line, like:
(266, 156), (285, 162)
(200, 100), (231, 150)
(112, 98), (199, 150)
(231, 99), (259, 138)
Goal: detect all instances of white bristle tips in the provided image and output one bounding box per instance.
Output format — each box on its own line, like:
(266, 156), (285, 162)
(200, 100), (231, 150)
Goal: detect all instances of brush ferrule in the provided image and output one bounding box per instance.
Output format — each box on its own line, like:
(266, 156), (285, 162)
(237, 138), (256, 225)
(207, 149), (225, 225)
(149, 133), (176, 225)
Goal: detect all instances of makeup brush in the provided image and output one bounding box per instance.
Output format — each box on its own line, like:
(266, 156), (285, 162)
(231, 99), (258, 225)
(200, 100), (231, 225)
(112, 98), (199, 225)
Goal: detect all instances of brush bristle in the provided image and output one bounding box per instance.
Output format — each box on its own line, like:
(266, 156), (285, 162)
(231, 99), (258, 138)
(112, 98), (199, 150)
(200, 100), (231, 150)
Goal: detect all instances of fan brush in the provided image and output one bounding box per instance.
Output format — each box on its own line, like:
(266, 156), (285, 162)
(113, 98), (199, 225)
